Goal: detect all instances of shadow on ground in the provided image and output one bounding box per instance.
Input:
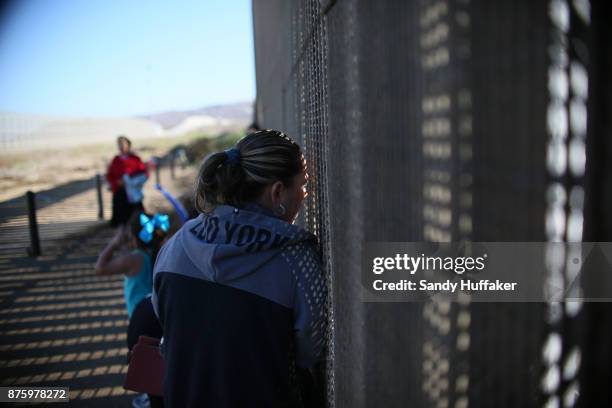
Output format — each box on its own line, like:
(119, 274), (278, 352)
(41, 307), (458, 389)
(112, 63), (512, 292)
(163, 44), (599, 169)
(0, 224), (136, 407)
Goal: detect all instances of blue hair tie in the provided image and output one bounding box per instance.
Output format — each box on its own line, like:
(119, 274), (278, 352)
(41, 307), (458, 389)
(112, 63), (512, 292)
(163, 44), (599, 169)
(224, 148), (241, 165)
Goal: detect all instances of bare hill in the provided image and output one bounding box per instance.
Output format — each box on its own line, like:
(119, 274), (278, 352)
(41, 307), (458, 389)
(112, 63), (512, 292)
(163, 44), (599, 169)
(143, 101), (253, 129)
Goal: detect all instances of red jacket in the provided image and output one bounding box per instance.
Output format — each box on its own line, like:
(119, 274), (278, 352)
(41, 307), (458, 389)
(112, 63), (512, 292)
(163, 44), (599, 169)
(107, 153), (147, 193)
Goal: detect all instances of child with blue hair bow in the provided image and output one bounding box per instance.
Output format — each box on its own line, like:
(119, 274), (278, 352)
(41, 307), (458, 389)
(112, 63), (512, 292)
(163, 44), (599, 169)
(96, 212), (170, 316)
(96, 211), (169, 408)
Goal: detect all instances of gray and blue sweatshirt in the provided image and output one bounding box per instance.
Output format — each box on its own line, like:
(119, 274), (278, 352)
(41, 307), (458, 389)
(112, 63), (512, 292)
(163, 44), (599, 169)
(152, 203), (327, 407)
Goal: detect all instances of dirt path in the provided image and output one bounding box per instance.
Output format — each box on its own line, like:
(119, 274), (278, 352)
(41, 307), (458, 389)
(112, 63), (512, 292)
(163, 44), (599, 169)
(0, 165), (196, 407)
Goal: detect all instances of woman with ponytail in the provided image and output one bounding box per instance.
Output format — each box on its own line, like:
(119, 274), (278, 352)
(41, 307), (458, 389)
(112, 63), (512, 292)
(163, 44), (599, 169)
(152, 130), (327, 407)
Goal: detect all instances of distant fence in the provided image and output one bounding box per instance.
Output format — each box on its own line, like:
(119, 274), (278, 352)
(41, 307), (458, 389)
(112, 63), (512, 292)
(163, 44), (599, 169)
(0, 113), (162, 152)
(253, 1), (612, 407)
(0, 149), (186, 258)
(22, 174), (105, 257)
(0, 175), (110, 259)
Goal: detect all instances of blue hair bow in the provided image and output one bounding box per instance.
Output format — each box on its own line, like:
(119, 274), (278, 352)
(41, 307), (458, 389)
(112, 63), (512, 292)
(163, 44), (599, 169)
(139, 213), (170, 243)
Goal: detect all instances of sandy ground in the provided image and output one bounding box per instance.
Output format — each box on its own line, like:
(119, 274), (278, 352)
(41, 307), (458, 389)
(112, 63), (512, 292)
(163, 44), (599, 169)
(0, 127), (239, 203)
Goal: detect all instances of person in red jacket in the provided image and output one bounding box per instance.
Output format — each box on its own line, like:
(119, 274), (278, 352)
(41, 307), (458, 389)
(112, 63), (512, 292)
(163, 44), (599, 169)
(107, 135), (147, 227)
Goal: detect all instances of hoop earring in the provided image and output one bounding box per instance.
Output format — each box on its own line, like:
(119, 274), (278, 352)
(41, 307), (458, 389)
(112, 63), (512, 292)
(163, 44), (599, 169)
(274, 203), (286, 217)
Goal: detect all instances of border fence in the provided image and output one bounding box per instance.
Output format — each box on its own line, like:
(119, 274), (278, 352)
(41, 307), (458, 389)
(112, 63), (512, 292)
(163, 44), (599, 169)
(253, 1), (612, 407)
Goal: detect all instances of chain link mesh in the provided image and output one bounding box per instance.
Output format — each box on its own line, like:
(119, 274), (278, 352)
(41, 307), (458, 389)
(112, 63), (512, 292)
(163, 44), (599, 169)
(253, 0), (609, 406)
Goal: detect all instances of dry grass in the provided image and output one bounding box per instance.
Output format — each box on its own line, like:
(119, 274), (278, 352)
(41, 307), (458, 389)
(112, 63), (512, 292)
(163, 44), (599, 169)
(0, 126), (243, 202)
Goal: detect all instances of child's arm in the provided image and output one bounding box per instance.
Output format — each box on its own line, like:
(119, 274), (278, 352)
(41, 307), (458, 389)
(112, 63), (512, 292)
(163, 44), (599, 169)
(95, 231), (143, 276)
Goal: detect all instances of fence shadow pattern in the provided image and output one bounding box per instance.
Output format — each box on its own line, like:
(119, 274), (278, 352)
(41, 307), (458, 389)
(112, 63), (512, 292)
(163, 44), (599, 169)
(253, 0), (611, 407)
(0, 226), (134, 407)
(0, 164), (195, 406)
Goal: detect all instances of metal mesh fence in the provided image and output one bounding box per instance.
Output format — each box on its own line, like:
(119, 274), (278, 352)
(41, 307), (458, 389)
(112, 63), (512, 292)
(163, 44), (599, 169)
(253, 0), (610, 407)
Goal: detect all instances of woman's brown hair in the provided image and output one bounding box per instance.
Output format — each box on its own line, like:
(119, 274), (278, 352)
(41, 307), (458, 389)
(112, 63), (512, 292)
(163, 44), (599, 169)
(195, 129), (304, 213)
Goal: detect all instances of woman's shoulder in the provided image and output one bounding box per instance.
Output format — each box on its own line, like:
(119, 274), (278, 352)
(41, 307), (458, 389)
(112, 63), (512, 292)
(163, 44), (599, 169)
(127, 152), (144, 162)
(280, 234), (323, 273)
(287, 228), (320, 252)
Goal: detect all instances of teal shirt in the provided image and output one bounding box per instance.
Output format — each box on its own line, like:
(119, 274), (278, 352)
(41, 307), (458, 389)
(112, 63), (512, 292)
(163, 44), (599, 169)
(124, 249), (153, 318)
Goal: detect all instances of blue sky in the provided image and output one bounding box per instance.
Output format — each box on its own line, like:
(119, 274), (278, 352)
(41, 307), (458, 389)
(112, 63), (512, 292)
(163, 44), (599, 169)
(0, 0), (255, 117)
